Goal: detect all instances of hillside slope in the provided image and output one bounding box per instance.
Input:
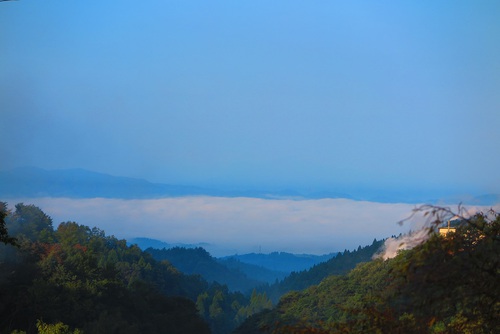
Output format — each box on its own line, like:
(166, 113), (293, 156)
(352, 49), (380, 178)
(221, 252), (336, 273)
(146, 247), (265, 293)
(236, 214), (500, 333)
(0, 202), (273, 334)
(262, 239), (384, 302)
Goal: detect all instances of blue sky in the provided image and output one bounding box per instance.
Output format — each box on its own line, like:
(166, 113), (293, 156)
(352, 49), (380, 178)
(2, 1), (500, 195)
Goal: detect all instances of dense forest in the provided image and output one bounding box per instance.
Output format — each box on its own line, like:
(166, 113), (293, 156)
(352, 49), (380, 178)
(1, 202), (498, 333)
(235, 211), (500, 333)
(0, 203), (272, 334)
(145, 247), (265, 292)
(220, 252), (336, 274)
(259, 239), (385, 303)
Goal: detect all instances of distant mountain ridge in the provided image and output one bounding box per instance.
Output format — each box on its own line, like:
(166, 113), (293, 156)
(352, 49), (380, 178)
(0, 167), (207, 199)
(1, 167), (498, 204)
(146, 247), (265, 292)
(0, 167), (344, 200)
(128, 237), (210, 250)
(221, 252), (337, 274)
(131, 237), (338, 274)
(131, 238), (332, 287)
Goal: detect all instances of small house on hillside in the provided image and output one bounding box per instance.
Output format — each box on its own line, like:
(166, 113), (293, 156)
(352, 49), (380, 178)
(438, 216), (461, 236)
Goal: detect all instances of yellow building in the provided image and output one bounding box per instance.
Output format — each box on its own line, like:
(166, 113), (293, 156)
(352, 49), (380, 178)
(438, 226), (456, 235)
(438, 216), (459, 235)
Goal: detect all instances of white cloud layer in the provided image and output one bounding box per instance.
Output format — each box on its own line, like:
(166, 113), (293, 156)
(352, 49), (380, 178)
(7, 197), (496, 257)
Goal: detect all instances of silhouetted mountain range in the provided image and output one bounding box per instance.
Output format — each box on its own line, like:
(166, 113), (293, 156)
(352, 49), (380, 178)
(1, 167), (499, 204)
(145, 247), (265, 292)
(220, 252), (336, 273)
(0, 167), (206, 199)
(131, 239), (335, 290)
(128, 237), (210, 250)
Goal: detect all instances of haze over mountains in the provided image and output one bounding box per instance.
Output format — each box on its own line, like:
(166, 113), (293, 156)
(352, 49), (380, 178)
(129, 237), (334, 274)
(1, 167), (498, 205)
(2, 1), (498, 331)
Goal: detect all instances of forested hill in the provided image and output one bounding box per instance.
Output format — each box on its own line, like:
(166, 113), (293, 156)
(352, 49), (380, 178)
(261, 239), (385, 302)
(236, 214), (500, 333)
(145, 246), (335, 290)
(217, 257), (289, 285)
(128, 237), (209, 251)
(0, 202), (273, 334)
(146, 247), (266, 292)
(142, 242), (383, 301)
(0, 201), (394, 334)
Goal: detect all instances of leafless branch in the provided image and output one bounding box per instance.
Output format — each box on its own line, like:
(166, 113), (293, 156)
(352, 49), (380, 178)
(397, 203), (496, 233)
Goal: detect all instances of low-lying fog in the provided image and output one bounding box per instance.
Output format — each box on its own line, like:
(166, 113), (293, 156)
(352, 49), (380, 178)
(6, 197), (497, 257)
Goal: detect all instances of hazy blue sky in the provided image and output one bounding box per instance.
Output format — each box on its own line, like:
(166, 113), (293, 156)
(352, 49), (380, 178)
(2, 1), (500, 194)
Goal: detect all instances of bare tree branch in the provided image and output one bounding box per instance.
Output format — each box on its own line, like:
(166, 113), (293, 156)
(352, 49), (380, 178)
(398, 203), (499, 240)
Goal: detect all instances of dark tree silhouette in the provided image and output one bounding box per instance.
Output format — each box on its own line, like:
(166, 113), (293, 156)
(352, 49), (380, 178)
(0, 202), (17, 246)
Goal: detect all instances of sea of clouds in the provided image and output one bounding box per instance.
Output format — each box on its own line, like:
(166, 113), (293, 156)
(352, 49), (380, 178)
(6, 197), (496, 257)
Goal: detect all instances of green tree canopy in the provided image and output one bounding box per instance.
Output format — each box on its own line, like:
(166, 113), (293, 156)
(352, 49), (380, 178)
(0, 202), (17, 246)
(7, 203), (54, 242)
(236, 209), (500, 334)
